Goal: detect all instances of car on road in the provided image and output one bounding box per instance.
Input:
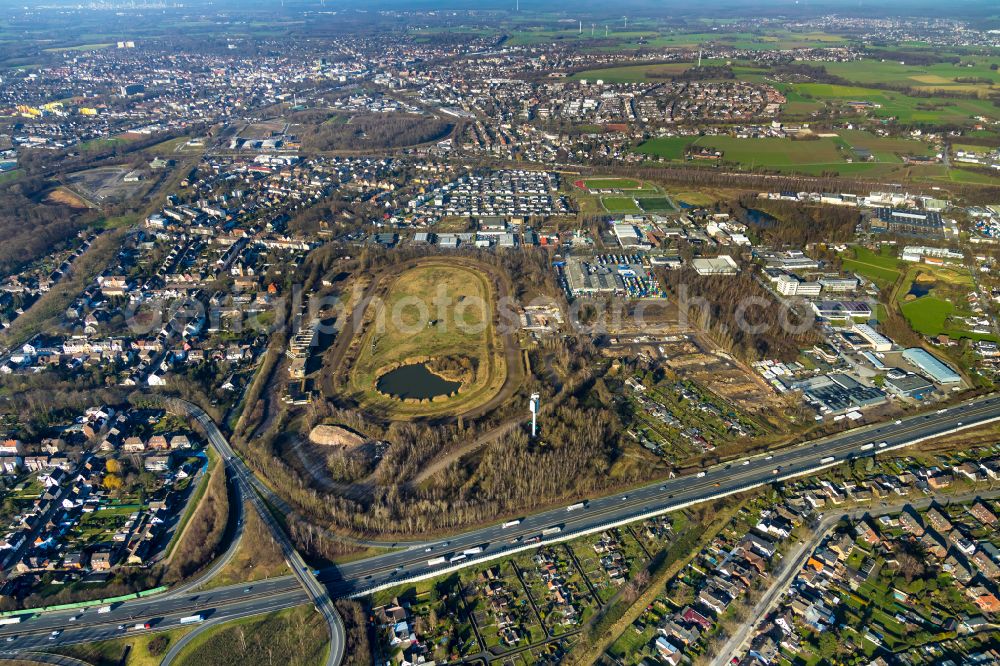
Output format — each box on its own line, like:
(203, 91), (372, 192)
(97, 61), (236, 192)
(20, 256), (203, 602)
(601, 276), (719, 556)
(117, 625), (125, 630)
(5, 636), (15, 642)
(49, 630), (61, 640)
(696, 471), (706, 478)
(621, 496), (628, 501)
(69, 615), (80, 622)
(742, 460), (750, 466)
(765, 455), (773, 460)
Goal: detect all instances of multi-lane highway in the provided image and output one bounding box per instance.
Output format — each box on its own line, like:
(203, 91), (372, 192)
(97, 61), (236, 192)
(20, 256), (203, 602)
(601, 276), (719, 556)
(318, 393), (1000, 598)
(169, 399), (345, 666)
(0, 578), (308, 653)
(2, 393), (1000, 662)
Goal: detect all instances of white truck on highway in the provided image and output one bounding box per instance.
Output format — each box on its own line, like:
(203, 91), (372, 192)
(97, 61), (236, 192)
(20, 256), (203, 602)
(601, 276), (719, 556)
(463, 546), (484, 555)
(860, 443), (874, 452)
(820, 456), (836, 464)
(179, 615), (204, 624)
(97, 605), (114, 614)
(566, 502), (585, 512)
(541, 526), (562, 536)
(501, 520), (521, 529)
(427, 556), (447, 566)
(0, 617), (22, 626)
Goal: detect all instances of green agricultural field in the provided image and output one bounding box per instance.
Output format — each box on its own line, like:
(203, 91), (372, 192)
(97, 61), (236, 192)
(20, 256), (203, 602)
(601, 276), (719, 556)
(634, 136), (693, 161)
(570, 62), (692, 83)
(603, 196), (643, 213)
(835, 129), (936, 163)
(692, 135), (846, 168)
(789, 82), (1000, 124)
(42, 42), (114, 52)
(347, 260), (507, 419)
(806, 58), (1000, 95)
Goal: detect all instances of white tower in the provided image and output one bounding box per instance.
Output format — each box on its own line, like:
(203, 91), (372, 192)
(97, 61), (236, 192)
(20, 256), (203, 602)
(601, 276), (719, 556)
(529, 393), (540, 438)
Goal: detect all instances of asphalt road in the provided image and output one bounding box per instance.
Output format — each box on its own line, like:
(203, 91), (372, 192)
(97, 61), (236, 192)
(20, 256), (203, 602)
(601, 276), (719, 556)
(169, 399), (346, 666)
(0, 578), (307, 655)
(2, 393), (999, 662)
(321, 393), (1000, 600)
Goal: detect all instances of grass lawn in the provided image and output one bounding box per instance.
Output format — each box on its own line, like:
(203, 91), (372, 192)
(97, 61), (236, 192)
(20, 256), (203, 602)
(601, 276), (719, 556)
(634, 136), (692, 161)
(347, 260), (506, 419)
(200, 500), (290, 590)
(841, 246), (903, 286)
(901, 296), (954, 335)
(51, 626), (195, 666)
(174, 605), (328, 666)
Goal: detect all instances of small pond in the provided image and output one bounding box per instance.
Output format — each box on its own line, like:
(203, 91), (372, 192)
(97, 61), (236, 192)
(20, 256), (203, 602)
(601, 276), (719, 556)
(745, 208), (778, 227)
(376, 363), (461, 400)
(908, 282), (932, 298)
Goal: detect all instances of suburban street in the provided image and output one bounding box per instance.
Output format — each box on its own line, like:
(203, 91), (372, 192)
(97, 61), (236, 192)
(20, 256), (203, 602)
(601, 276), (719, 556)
(1, 393), (999, 660)
(709, 487), (1000, 666)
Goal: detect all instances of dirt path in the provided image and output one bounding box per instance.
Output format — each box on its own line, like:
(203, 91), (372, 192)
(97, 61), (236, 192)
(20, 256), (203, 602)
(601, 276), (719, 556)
(411, 416), (524, 483)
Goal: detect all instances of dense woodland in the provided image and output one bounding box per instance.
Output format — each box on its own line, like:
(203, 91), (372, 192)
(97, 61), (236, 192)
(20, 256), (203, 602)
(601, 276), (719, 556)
(0, 176), (98, 275)
(297, 112), (455, 151)
(731, 195), (862, 246)
(661, 266), (820, 363)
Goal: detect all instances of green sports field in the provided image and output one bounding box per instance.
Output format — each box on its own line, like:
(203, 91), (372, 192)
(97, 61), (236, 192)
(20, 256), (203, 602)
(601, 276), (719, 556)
(579, 177), (652, 191)
(602, 196), (643, 213)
